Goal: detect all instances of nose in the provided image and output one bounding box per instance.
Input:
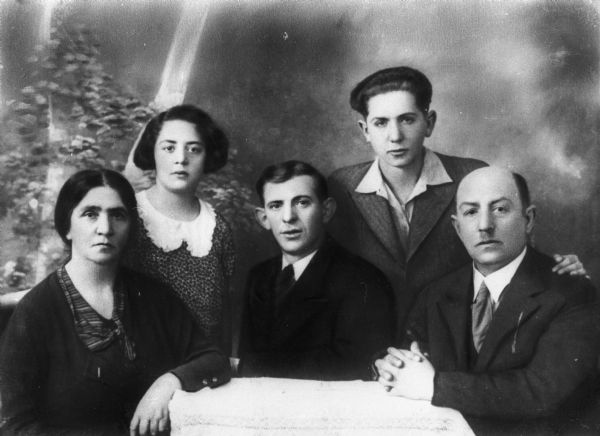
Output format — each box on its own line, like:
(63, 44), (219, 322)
(388, 120), (404, 142)
(174, 145), (188, 165)
(281, 203), (297, 223)
(96, 213), (114, 236)
(478, 210), (494, 233)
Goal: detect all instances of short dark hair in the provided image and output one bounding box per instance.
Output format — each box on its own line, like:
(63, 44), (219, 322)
(350, 66), (433, 117)
(54, 169), (139, 247)
(255, 160), (329, 206)
(133, 104), (229, 173)
(512, 171), (531, 211)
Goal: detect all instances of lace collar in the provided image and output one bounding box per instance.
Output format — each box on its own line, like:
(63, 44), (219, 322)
(136, 190), (216, 258)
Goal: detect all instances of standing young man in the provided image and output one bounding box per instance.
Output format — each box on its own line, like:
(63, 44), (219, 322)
(328, 66), (585, 334)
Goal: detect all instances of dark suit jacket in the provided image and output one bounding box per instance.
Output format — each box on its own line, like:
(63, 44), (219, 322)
(238, 237), (394, 381)
(406, 248), (600, 434)
(328, 152), (486, 333)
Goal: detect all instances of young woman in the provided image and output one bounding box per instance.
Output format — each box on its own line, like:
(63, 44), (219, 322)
(0, 169), (230, 435)
(126, 105), (235, 352)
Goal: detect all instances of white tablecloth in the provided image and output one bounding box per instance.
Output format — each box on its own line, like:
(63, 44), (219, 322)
(169, 377), (474, 435)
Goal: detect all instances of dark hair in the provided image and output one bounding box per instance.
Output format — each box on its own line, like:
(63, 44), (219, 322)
(512, 172), (531, 211)
(54, 169), (139, 247)
(350, 66), (433, 117)
(133, 104), (229, 174)
(255, 160), (329, 205)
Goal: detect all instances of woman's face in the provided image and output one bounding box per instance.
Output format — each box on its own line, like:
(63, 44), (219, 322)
(154, 119), (206, 194)
(67, 186), (131, 266)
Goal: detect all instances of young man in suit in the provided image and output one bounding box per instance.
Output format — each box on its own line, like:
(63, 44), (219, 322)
(375, 166), (599, 434)
(237, 160), (394, 381)
(328, 66), (586, 334)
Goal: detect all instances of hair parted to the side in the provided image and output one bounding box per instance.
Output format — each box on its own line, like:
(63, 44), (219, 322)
(133, 104), (229, 173)
(255, 160), (329, 206)
(350, 66), (433, 117)
(54, 169), (139, 247)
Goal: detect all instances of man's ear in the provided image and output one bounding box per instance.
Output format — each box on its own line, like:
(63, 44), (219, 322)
(254, 207), (271, 230)
(358, 119), (370, 142)
(322, 197), (337, 224)
(451, 213), (460, 237)
(525, 205), (536, 234)
(425, 110), (437, 137)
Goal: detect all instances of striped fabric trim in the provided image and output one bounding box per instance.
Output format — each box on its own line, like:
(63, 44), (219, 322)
(58, 266), (136, 360)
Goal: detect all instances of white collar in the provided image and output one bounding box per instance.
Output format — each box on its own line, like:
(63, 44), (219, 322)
(136, 190), (217, 258)
(355, 148), (452, 203)
(282, 250), (318, 281)
(473, 247), (528, 305)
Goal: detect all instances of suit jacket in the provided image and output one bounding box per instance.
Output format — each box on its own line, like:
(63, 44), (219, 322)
(406, 247), (600, 434)
(238, 237), (395, 381)
(328, 152), (486, 333)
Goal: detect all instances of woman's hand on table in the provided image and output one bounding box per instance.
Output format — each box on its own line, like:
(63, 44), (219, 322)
(130, 372), (181, 436)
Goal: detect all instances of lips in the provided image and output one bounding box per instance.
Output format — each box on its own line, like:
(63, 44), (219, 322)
(281, 229), (302, 237)
(477, 240), (501, 247)
(172, 171), (189, 177)
(93, 242), (114, 248)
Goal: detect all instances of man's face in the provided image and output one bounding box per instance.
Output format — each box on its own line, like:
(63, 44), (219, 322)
(359, 90), (436, 172)
(452, 167), (535, 276)
(256, 175), (336, 263)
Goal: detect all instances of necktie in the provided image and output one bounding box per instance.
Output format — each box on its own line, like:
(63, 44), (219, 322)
(472, 281), (494, 353)
(274, 264), (295, 309)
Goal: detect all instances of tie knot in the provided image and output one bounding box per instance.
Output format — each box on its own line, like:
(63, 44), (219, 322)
(475, 281), (490, 302)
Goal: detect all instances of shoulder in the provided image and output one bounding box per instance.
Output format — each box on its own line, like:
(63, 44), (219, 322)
(247, 256), (279, 279)
(16, 272), (61, 314)
(326, 239), (390, 284)
(328, 161), (373, 187)
(525, 249), (596, 306)
(434, 152), (488, 181)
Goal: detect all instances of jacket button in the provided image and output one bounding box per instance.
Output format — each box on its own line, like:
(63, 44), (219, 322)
(212, 377), (218, 383)
(202, 379), (208, 385)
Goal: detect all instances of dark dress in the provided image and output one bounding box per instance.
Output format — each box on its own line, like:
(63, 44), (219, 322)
(0, 268), (230, 435)
(125, 192), (235, 352)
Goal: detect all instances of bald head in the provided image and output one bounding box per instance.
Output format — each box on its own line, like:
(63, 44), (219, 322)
(452, 166), (536, 275)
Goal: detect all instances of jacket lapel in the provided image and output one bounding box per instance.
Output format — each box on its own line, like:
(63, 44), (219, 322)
(407, 182), (455, 260)
(351, 191), (404, 262)
(435, 267), (473, 369)
(271, 241), (335, 343)
(474, 251), (543, 370)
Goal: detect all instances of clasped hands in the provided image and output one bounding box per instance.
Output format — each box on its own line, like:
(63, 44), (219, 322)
(375, 341), (435, 401)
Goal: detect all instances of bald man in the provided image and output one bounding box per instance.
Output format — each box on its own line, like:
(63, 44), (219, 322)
(375, 167), (599, 434)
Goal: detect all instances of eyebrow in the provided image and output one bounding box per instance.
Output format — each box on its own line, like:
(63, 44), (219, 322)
(458, 197), (513, 208)
(79, 205), (128, 213)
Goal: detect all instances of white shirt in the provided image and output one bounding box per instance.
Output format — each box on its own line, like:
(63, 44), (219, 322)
(355, 148), (452, 250)
(472, 247), (528, 308)
(281, 250), (318, 281)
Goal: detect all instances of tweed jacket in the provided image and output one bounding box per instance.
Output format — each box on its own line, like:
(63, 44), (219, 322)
(406, 247), (600, 434)
(239, 237), (395, 381)
(328, 152), (486, 333)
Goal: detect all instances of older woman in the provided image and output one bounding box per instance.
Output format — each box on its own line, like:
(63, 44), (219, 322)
(0, 169), (230, 435)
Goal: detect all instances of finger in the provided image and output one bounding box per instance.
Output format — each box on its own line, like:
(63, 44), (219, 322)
(149, 417), (159, 436)
(396, 348), (423, 362)
(378, 375), (395, 388)
(138, 418), (149, 436)
(130, 415), (140, 436)
(379, 368), (394, 382)
(384, 353), (404, 367)
(158, 416), (169, 433)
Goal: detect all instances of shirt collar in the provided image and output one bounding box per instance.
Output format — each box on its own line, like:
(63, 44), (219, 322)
(282, 249), (318, 281)
(473, 247), (528, 305)
(355, 148), (452, 202)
